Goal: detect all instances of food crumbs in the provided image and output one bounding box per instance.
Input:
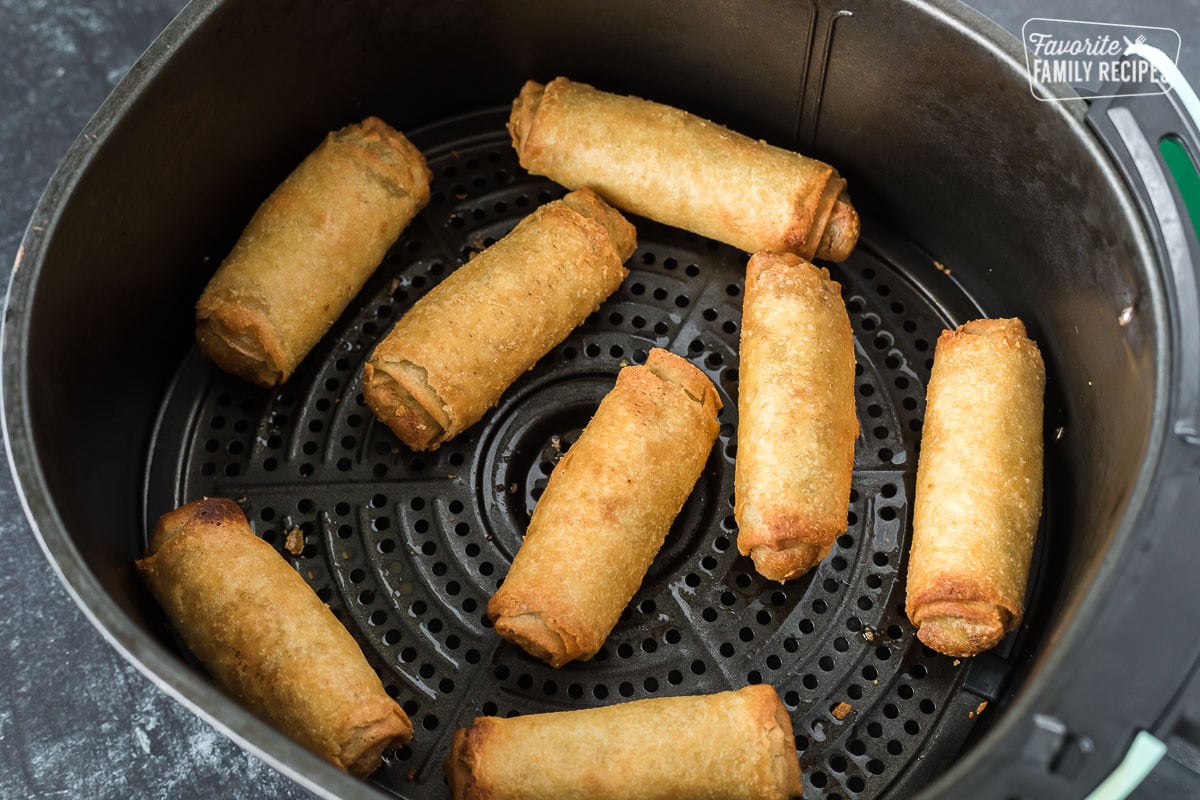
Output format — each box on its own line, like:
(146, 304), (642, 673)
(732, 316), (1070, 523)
(952, 659), (961, 667)
(471, 232), (487, 250)
(285, 527), (304, 556)
(406, 768), (417, 781)
(832, 702), (852, 721)
(389, 277), (401, 293)
(933, 260), (952, 275)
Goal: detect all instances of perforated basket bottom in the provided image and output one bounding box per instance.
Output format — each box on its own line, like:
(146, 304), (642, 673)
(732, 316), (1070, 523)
(145, 108), (1038, 799)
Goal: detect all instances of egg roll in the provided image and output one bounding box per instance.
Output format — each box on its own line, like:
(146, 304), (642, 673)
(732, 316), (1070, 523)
(735, 252), (857, 582)
(508, 77), (859, 262)
(488, 348), (721, 667)
(135, 498), (411, 777)
(196, 116), (431, 386)
(905, 318), (1045, 658)
(363, 187), (635, 451)
(445, 685), (802, 800)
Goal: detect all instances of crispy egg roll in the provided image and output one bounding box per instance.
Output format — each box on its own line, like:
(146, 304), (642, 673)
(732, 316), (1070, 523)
(905, 318), (1045, 657)
(488, 349), (721, 667)
(509, 77), (859, 262)
(736, 252), (857, 582)
(196, 117), (431, 386)
(363, 187), (635, 451)
(445, 685), (802, 800)
(135, 498), (411, 777)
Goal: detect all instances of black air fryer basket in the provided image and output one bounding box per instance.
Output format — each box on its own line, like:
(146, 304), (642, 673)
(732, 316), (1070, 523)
(6, 1), (1200, 798)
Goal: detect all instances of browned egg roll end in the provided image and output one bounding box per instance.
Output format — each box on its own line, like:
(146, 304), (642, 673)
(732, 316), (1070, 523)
(444, 725), (479, 799)
(340, 709), (414, 778)
(815, 192), (861, 263)
(750, 541), (831, 583)
(342, 116), (434, 197)
(749, 683), (806, 798)
(362, 358), (450, 452)
(142, 496), (246, 557)
(959, 316), (1028, 340)
(911, 599), (1009, 659)
(491, 611), (581, 669)
(560, 185), (637, 262)
(645, 346), (723, 413)
(507, 79), (546, 166)
(195, 310), (285, 387)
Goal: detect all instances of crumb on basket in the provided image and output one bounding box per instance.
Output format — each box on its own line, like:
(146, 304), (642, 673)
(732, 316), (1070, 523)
(285, 527), (305, 556)
(968, 701), (988, 719)
(832, 702), (852, 721)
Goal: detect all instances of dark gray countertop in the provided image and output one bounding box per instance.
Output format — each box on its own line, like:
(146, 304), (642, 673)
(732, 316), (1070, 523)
(0, 1), (1196, 798)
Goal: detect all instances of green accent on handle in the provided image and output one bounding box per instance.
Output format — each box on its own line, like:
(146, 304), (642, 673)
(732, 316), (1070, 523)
(1084, 730), (1168, 800)
(1161, 136), (1200, 242)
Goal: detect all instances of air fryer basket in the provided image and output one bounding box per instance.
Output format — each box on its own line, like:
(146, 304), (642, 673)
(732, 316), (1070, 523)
(7, 0), (1199, 799)
(144, 108), (1033, 799)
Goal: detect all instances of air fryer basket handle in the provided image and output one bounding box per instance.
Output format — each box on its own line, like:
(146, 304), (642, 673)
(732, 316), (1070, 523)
(1086, 50), (1200, 445)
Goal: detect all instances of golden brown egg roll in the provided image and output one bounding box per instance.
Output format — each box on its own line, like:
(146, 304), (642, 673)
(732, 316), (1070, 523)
(735, 252), (857, 582)
(488, 348), (721, 667)
(905, 318), (1045, 658)
(445, 685), (802, 800)
(508, 77), (859, 262)
(196, 116), (432, 386)
(363, 187), (635, 451)
(135, 498), (411, 777)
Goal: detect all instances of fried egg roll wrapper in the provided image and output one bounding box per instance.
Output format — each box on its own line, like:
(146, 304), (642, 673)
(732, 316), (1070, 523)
(196, 117), (431, 386)
(905, 318), (1045, 657)
(488, 349), (721, 667)
(363, 187), (634, 451)
(735, 253), (857, 582)
(509, 77), (859, 262)
(445, 685), (802, 800)
(135, 498), (412, 777)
